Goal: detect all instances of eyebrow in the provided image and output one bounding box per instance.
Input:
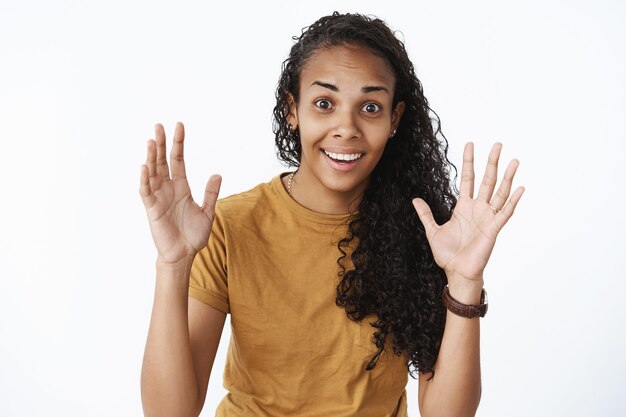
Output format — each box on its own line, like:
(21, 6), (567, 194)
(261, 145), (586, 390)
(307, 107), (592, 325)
(311, 81), (389, 94)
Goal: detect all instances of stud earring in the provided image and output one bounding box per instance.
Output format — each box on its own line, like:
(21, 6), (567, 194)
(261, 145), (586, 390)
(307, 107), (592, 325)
(389, 129), (397, 138)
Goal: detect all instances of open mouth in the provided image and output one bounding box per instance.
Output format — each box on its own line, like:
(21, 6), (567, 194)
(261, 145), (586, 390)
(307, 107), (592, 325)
(321, 149), (364, 164)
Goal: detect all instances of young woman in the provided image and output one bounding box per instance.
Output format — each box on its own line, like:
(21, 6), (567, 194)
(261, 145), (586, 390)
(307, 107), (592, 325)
(139, 12), (524, 417)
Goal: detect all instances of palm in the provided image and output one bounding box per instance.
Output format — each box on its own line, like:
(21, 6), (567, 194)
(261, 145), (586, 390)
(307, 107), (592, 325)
(139, 123), (221, 264)
(413, 143), (524, 282)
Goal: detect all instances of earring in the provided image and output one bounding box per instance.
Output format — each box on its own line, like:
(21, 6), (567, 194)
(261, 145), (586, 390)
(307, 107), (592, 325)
(389, 129), (397, 138)
(289, 123), (300, 137)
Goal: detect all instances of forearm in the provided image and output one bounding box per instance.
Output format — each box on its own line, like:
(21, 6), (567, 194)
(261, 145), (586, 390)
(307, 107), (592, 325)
(419, 277), (483, 417)
(141, 258), (199, 417)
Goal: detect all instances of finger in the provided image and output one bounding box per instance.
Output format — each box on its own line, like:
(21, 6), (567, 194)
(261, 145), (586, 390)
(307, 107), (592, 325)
(170, 121), (187, 179)
(494, 186), (525, 230)
(146, 139), (163, 191)
(202, 174), (222, 219)
(477, 143), (502, 202)
(412, 198), (439, 239)
(146, 139), (157, 177)
(154, 123), (171, 180)
(459, 142), (475, 198)
(490, 158), (519, 210)
(139, 164), (156, 208)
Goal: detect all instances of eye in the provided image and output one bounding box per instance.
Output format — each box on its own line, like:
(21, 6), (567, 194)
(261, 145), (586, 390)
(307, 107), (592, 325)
(314, 99), (332, 110)
(362, 103), (381, 113)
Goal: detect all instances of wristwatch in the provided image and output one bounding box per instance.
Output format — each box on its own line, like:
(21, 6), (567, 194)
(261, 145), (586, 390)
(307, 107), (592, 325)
(442, 285), (488, 318)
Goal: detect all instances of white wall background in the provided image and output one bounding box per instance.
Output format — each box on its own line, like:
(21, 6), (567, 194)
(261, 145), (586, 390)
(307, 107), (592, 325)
(1, 0), (625, 416)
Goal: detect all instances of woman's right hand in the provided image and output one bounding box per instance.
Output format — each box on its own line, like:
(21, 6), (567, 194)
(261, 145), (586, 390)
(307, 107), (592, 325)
(139, 122), (221, 265)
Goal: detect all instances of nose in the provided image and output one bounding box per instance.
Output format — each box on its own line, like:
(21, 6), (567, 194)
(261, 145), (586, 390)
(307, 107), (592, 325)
(332, 108), (361, 140)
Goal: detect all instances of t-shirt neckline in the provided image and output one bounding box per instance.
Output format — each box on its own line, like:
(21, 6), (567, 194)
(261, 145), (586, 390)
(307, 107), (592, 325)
(270, 173), (356, 225)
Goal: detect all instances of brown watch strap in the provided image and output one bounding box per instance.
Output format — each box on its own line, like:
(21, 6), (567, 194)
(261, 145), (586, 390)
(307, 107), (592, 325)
(442, 285), (488, 318)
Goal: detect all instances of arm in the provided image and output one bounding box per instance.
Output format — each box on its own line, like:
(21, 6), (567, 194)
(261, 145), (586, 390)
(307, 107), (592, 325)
(417, 279), (482, 417)
(141, 260), (226, 417)
(138, 122), (225, 417)
(413, 142), (524, 417)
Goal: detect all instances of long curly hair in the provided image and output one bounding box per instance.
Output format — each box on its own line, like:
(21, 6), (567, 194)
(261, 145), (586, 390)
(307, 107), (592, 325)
(272, 12), (457, 378)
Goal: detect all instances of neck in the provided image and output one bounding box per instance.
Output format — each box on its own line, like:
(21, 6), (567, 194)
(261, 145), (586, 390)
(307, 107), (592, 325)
(285, 168), (366, 215)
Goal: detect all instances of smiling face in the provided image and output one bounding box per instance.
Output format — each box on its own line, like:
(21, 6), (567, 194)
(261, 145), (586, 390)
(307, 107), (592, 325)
(287, 44), (405, 213)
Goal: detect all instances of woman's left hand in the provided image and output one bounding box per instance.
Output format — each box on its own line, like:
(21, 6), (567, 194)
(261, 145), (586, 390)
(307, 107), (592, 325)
(412, 142), (524, 289)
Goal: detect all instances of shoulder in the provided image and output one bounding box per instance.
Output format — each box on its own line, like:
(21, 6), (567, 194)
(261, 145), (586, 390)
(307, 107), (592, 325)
(214, 174), (286, 224)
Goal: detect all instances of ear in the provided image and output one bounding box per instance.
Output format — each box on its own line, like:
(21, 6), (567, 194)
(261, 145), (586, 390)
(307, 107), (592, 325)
(286, 93), (299, 131)
(391, 101), (405, 133)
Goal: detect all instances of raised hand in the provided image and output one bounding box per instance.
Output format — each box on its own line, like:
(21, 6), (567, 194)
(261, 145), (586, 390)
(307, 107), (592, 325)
(412, 142), (524, 286)
(139, 122), (221, 265)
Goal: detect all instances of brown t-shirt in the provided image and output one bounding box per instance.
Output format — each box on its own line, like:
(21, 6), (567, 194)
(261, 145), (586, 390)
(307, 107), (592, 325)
(189, 174), (409, 416)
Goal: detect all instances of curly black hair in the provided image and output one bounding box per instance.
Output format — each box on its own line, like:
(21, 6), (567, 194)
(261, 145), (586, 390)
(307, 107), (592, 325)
(272, 12), (457, 378)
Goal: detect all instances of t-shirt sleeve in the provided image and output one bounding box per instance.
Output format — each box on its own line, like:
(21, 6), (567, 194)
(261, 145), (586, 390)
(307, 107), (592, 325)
(188, 204), (229, 314)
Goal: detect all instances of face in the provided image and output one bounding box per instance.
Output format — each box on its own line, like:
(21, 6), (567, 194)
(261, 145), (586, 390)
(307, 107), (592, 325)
(287, 44), (405, 199)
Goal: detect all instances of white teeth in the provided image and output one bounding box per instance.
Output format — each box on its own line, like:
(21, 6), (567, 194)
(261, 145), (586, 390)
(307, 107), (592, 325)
(323, 150), (362, 161)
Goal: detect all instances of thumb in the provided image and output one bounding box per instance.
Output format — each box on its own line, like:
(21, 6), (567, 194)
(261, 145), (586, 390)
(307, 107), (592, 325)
(202, 174), (222, 219)
(412, 198), (439, 237)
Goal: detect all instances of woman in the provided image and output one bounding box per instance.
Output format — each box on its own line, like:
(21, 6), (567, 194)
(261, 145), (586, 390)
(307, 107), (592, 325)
(139, 12), (524, 417)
